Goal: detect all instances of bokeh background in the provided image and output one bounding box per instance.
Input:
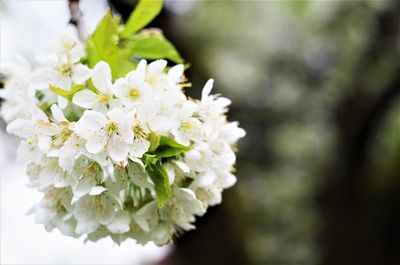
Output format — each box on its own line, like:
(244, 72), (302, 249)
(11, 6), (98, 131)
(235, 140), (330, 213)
(1, 1), (400, 265)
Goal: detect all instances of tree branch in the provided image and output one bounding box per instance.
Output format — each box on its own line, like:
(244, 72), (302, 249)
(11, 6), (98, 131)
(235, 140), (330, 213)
(68, 0), (85, 41)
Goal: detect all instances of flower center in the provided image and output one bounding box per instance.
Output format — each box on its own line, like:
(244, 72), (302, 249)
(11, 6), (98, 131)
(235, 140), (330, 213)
(82, 161), (102, 184)
(97, 93), (110, 104)
(128, 88), (140, 100)
(56, 63), (72, 76)
(147, 76), (157, 86)
(181, 120), (192, 130)
(85, 195), (107, 217)
(133, 125), (146, 137)
(106, 122), (118, 136)
(63, 41), (77, 52)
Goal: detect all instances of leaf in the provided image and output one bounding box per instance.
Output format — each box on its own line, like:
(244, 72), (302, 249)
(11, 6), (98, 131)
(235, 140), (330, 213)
(122, 0), (163, 38)
(86, 8), (120, 77)
(142, 154), (158, 166)
(50, 84), (85, 100)
(86, 9), (138, 79)
(145, 160), (172, 208)
(152, 136), (191, 158)
(127, 35), (184, 63)
(147, 131), (160, 152)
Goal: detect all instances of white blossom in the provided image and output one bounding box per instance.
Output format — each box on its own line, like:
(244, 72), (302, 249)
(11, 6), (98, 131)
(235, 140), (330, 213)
(1, 27), (245, 246)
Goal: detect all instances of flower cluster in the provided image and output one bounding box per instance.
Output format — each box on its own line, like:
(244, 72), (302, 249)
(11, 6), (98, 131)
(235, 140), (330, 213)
(1, 28), (245, 245)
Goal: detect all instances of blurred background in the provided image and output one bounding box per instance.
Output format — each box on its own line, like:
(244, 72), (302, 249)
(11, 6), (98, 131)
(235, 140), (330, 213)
(1, 0), (400, 265)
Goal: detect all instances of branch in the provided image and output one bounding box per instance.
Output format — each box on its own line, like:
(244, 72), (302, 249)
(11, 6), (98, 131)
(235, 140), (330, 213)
(68, 0), (86, 41)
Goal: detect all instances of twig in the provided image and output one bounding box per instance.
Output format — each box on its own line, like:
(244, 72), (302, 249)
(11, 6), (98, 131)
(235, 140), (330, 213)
(68, 0), (86, 41)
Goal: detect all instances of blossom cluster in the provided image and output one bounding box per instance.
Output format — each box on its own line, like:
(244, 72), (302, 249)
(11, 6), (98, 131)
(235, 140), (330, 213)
(0, 29), (245, 245)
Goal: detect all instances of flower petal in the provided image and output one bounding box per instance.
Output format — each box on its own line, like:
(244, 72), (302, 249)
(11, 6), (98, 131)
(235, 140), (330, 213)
(107, 211), (131, 234)
(92, 61), (112, 93)
(72, 89), (98, 109)
(72, 64), (92, 84)
(108, 135), (129, 162)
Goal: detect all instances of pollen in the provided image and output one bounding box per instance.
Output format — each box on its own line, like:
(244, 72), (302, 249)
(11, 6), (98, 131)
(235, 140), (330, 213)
(128, 88), (140, 100)
(147, 76), (157, 86)
(56, 63), (72, 76)
(181, 120), (192, 130)
(133, 125), (146, 137)
(97, 93), (110, 104)
(106, 122), (118, 135)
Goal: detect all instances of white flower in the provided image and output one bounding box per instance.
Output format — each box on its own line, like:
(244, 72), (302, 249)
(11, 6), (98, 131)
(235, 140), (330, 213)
(160, 188), (205, 231)
(72, 61), (116, 110)
(69, 156), (108, 199)
(75, 108), (134, 162)
(107, 210), (131, 234)
(0, 53), (38, 122)
(1, 26), (245, 245)
(31, 34), (91, 92)
(74, 193), (116, 234)
(113, 70), (152, 108)
(28, 187), (78, 237)
(198, 79), (231, 118)
(169, 101), (204, 146)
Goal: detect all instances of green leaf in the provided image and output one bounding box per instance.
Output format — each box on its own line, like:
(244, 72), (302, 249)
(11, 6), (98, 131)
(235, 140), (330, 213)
(86, 8), (138, 79)
(50, 84), (85, 100)
(142, 154), (158, 166)
(145, 160), (172, 208)
(127, 35), (184, 63)
(152, 136), (191, 159)
(122, 0), (163, 38)
(86, 9), (119, 72)
(147, 131), (160, 152)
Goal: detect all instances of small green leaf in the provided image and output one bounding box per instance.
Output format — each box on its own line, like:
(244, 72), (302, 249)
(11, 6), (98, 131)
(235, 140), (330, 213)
(122, 0), (163, 38)
(152, 136), (191, 158)
(50, 84), (85, 100)
(147, 131), (160, 152)
(127, 35), (184, 63)
(145, 160), (172, 208)
(142, 154), (158, 166)
(86, 8), (139, 79)
(86, 9), (120, 76)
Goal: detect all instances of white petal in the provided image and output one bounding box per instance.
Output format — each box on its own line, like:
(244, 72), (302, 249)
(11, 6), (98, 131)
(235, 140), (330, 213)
(107, 108), (129, 125)
(201, 79), (214, 100)
(130, 137), (150, 158)
(148, 60), (167, 74)
(32, 107), (49, 122)
(168, 64), (184, 82)
(107, 211), (131, 233)
(75, 110), (107, 138)
(180, 100), (198, 119)
(58, 96), (68, 109)
(75, 219), (99, 234)
(137, 99), (159, 123)
(72, 64), (92, 84)
(108, 135), (129, 162)
(136, 60), (147, 74)
(221, 172), (237, 189)
(92, 61), (112, 93)
(37, 136), (52, 152)
(72, 89), (98, 109)
(50, 104), (67, 122)
(85, 136), (106, 154)
(74, 177), (96, 197)
(173, 160), (190, 173)
(34, 207), (56, 224)
(97, 198), (115, 225)
(112, 78), (127, 99)
(6, 119), (34, 138)
(197, 171), (216, 187)
(89, 186), (108, 196)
